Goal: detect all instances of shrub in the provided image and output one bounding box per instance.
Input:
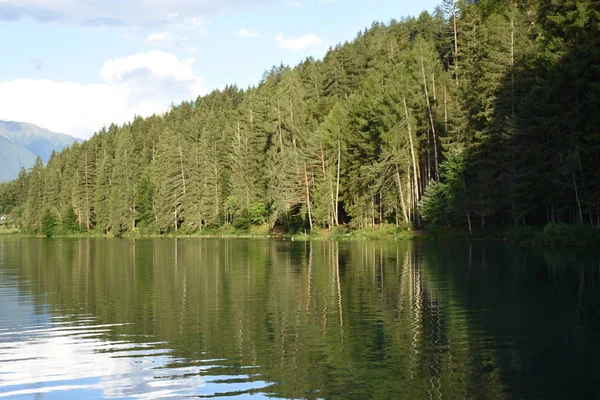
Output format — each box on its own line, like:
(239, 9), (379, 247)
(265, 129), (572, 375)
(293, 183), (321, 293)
(41, 209), (57, 237)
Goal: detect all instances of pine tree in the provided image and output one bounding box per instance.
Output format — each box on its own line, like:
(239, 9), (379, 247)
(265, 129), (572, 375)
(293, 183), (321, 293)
(23, 157), (45, 233)
(41, 208), (57, 237)
(152, 127), (187, 232)
(110, 126), (139, 233)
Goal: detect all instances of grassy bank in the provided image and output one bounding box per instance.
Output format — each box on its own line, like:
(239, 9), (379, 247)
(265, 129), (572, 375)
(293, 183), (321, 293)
(0, 224), (419, 241)
(122, 224), (419, 241)
(2, 223), (598, 247)
(288, 225), (419, 241)
(430, 223), (600, 248)
(0, 227), (19, 235)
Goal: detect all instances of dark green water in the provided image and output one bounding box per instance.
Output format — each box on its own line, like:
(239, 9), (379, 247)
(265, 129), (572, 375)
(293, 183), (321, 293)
(0, 238), (599, 399)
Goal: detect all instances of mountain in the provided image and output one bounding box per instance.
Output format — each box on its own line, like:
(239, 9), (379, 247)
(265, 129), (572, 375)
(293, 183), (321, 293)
(0, 121), (81, 182)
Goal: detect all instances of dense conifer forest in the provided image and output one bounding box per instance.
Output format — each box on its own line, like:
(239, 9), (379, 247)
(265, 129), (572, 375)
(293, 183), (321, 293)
(1, 0), (599, 236)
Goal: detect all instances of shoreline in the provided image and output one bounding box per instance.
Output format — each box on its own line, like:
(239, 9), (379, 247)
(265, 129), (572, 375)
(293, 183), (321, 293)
(2, 224), (599, 248)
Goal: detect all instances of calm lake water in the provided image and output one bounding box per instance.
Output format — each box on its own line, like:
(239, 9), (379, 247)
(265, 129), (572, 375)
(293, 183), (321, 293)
(0, 238), (599, 399)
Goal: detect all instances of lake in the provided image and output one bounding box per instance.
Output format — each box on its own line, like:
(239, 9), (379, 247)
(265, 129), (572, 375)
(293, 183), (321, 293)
(0, 237), (599, 399)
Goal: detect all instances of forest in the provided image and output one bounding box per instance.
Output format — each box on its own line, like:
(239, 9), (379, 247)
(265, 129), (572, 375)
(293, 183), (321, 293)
(0, 0), (598, 237)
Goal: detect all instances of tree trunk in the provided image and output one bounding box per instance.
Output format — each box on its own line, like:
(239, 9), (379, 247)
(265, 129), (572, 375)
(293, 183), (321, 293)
(510, 13), (515, 116)
(214, 164), (220, 220)
(178, 133), (186, 196)
(319, 141), (335, 227)
(407, 169), (413, 220)
(453, 8), (459, 84)
(572, 171), (584, 225)
(277, 103), (284, 154)
(466, 210), (472, 234)
(335, 139), (341, 226)
(396, 165), (409, 223)
(303, 161), (313, 231)
(403, 97), (421, 213)
(432, 71), (437, 101)
(420, 46), (439, 181)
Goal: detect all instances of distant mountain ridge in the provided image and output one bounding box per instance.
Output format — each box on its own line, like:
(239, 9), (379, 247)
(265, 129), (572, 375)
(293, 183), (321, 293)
(0, 120), (82, 182)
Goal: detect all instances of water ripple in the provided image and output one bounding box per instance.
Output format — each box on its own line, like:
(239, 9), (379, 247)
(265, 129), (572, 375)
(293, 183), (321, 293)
(0, 313), (271, 398)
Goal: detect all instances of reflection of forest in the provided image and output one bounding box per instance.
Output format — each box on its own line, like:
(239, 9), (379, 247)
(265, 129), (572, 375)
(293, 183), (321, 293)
(3, 238), (599, 400)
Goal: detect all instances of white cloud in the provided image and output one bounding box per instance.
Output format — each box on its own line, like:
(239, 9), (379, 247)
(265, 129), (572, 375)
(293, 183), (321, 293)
(235, 28), (261, 38)
(0, 0), (262, 28)
(144, 31), (197, 53)
(101, 51), (201, 87)
(0, 51), (206, 139)
(286, 1), (301, 6)
(177, 17), (209, 36)
(275, 33), (323, 51)
(146, 31), (176, 44)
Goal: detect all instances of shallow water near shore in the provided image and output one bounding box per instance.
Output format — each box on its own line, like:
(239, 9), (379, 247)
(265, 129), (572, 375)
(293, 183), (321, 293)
(0, 237), (599, 399)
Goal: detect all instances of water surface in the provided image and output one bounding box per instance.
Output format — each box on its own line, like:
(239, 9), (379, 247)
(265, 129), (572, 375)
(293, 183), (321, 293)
(0, 238), (599, 399)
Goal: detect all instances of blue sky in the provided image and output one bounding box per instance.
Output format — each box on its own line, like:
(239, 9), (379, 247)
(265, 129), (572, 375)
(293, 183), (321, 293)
(0, 0), (440, 139)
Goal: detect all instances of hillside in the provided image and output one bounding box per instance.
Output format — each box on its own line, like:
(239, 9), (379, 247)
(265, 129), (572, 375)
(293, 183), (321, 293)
(0, 0), (598, 235)
(0, 121), (81, 182)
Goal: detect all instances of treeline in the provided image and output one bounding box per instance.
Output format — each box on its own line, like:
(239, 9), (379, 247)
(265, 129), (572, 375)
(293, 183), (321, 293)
(1, 0), (599, 235)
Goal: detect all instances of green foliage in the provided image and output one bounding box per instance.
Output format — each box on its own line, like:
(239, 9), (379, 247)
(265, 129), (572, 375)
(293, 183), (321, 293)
(232, 210), (251, 231)
(420, 181), (448, 226)
(420, 148), (468, 226)
(41, 209), (57, 237)
(62, 206), (80, 234)
(1, 0), (599, 240)
(540, 224), (600, 247)
(249, 202), (268, 226)
(135, 170), (155, 229)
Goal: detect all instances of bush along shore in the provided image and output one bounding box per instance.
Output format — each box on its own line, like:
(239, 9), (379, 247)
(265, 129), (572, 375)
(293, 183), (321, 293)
(2, 221), (599, 248)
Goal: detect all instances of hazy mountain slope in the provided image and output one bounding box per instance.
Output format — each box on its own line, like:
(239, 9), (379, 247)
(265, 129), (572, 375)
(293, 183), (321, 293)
(0, 121), (81, 182)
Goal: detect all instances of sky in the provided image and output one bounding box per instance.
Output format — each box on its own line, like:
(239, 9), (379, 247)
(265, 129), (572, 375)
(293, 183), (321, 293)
(0, 0), (440, 139)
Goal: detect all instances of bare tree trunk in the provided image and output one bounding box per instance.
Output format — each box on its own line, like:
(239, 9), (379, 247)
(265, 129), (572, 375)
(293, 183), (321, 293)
(335, 139), (341, 226)
(510, 14), (515, 116)
(453, 7), (459, 84)
(53, 208), (63, 225)
(174, 210), (177, 232)
(379, 193), (383, 225)
(396, 165), (409, 223)
(420, 46), (439, 181)
(277, 103), (284, 154)
(371, 198), (375, 227)
(466, 210), (472, 234)
(432, 71), (437, 101)
(464, 176), (471, 233)
(303, 161), (313, 231)
(403, 97), (421, 212)
(319, 141), (335, 228)
(407, 169), (413, 220)
(178, 132), (186, 195)
(573, 171), (584, 225)
(214, 164), (219, 221)
(132, 184), (136, 230)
